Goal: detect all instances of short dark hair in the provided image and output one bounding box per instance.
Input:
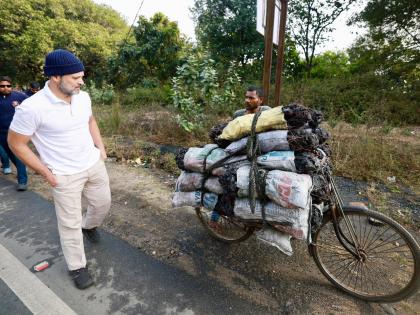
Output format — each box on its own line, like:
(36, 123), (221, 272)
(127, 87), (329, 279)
(29, 82), (40, 89)
(247, 86), (264, 98)
(0, 76), (12, 84)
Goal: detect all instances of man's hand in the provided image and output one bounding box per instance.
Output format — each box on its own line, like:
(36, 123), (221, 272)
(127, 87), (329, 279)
(43, 170), (58, 187)
(100, 149), (107, 161)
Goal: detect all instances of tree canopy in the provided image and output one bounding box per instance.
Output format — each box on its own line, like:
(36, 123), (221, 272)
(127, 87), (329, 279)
(191, 0), (303, 81)
(0, 0), (128, 84)
(349, 0), (419, 83)
(288, 0), (358, 76)
(192, 0), (264, 66)
(109, 13), (185, 87)
(357, 0), (419, 49)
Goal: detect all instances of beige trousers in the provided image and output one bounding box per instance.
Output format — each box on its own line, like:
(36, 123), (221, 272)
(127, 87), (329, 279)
(52, 159), (111, 271)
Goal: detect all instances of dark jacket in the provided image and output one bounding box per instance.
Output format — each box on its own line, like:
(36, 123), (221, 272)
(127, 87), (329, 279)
(0, 91), (27, 134)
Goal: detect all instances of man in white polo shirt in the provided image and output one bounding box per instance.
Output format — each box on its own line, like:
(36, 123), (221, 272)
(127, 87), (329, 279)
(8, 49), (111, 290)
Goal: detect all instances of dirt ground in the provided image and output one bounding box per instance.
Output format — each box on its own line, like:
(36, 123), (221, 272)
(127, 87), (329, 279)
(15, 159), (420, 315)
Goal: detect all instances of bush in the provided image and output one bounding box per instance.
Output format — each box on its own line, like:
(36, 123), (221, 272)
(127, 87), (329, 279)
(280, 72), (420, 126)
(171, 54), (242, 132)
(83, 82), (115, 105)
(120, 85), (171, 107)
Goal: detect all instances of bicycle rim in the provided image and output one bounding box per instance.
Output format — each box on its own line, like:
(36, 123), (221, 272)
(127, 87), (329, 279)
(195, 207), (254, 243)
(311, 207), (420, 302)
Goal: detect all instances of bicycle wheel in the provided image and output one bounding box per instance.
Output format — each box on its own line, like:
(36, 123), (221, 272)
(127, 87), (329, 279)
(310, 207), (420, 302)
(195, 207), (254, 243)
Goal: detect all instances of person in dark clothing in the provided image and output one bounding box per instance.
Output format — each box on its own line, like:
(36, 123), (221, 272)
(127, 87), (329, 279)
(25, 82), (41, 97)
(0, 76), (28, 190)
(0, 144), (11, 174)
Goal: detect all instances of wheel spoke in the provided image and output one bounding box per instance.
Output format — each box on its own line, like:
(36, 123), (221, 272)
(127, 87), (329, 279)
(366, 233), (404, 253)
(364, 226), (392, 252)
(313, 209), (419, 301)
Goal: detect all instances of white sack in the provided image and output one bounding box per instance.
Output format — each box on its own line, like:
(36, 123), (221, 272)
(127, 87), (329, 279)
(257, 151), (296, 172)
(172, 191), (218, 210)
(183, 144), (229, 173)
(225, 130), (289, 155)
(236, 166), (312, 209)
(256, 228), (293, 256)
(233, 198), (309, 240)
(175, 171), (223, 194)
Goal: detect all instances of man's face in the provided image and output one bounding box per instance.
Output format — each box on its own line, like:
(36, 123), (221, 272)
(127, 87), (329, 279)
(245, 90), (263, 111)
(57, 72), (85, 96)
(30, 87), (40, 94)
(0, 80), (12, 96)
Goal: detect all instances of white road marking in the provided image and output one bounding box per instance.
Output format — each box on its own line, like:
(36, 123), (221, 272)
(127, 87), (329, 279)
(0, 243), (77, 315)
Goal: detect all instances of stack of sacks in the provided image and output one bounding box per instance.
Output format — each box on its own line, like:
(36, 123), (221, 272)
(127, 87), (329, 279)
(172, 103), (331, 255)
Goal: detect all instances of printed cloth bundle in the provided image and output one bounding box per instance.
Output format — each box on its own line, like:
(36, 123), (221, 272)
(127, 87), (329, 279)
(172, 103), (332, 255)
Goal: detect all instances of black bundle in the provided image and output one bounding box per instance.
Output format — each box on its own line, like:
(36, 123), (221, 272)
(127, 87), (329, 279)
(310, 204), (324, 234)
(213, 194), (235, 216)
(282, 103), (324, 129)
(318, 143), (332, 157)
(308, 110), (324, 129)
(288, 129), (320, 152)
(311, 174), (331, 204)
(175, 147), (188, 170)
(213, 166), (237, 216)
(218, 166), (237, 194)
(209, 122), (230, 148)
(294, 151), (322, 174)
(313, 127), (330, 144)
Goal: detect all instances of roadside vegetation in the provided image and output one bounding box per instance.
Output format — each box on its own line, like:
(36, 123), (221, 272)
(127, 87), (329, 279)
(2, 0), (419, 194)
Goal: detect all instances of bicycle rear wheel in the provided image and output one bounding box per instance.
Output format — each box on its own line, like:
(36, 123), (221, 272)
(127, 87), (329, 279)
(310, 207), (420, 302)
(195, 207), (254, 243)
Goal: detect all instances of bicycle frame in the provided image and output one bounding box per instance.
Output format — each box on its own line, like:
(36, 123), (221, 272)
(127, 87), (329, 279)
(321, 172), (367, 259)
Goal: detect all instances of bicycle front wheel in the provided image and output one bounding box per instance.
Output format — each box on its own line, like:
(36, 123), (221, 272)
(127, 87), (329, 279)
(311, 207), (420, 302)
(195, 207), (254, 243)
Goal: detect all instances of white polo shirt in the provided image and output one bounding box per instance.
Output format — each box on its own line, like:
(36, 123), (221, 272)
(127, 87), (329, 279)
(10, 81), (100, 175)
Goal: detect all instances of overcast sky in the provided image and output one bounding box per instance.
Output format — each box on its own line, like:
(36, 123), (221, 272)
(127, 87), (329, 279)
(93, 0), (364, 53)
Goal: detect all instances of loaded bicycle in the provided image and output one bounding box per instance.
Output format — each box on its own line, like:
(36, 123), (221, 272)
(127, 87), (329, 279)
(195, 167), (420, 302)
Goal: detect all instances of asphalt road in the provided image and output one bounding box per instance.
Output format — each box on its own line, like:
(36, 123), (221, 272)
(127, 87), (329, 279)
(0, 177), (270, 315)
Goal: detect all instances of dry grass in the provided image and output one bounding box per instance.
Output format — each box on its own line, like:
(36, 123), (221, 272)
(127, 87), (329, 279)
(328, 123), (420, 193)
(95, 104), (208, 146)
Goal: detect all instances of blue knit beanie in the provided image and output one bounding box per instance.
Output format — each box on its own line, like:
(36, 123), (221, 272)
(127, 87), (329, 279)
(44, 49), (85, 76)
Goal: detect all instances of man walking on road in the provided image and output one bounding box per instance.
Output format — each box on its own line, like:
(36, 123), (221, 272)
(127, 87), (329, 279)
(8, 49), (111, 290)
(0, 76), (28, 190)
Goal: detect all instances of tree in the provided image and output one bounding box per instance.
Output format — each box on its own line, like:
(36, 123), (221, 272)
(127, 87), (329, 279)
(348, 0), (419, 84)
(192, 0), (263, 66)
(0, 0), (128, 84)
(288, 0), (358, 76)
(356, 0), (419, 49)
(311, 51), (351, 79)
(191, 0), (303, 81)
(109, 13), (185, 87)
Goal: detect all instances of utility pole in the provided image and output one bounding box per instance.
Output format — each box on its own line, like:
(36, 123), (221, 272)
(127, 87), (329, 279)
(274, 0), (288, 107)
(262, 0), (276, 102)
(259, 0), (289, 107)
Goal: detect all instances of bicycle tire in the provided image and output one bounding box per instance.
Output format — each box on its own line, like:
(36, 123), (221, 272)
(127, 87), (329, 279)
(195, 207), (254, 243)
(310, 206), (420, 302)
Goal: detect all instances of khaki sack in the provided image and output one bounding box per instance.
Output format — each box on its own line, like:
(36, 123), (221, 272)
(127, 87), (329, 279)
(218, 106), (287, 141)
